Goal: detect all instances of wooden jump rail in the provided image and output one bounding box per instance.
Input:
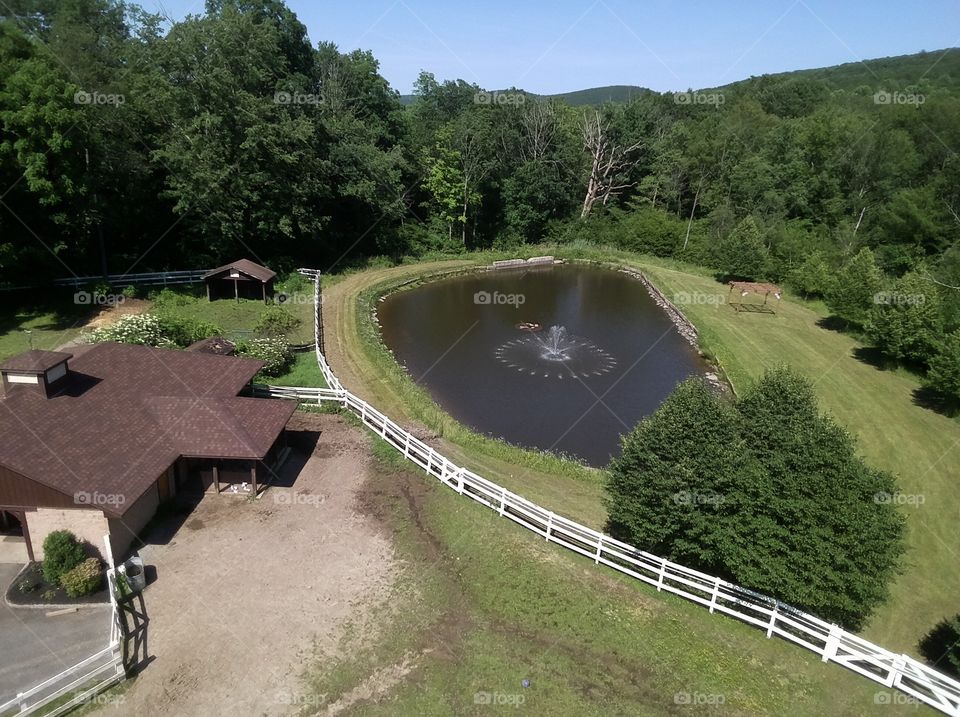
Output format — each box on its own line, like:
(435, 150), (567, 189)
(256, 270), (960, 716)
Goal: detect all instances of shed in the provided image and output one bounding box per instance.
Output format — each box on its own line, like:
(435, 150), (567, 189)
(203, 259), (277, 303)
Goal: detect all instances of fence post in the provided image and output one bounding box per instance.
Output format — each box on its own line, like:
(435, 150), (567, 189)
(766, 604), (779, 638)
(594, 537), (603, 564)
(709, 578), (721, 614)
(498, 488), (506, 516)
(425, 449), (433, 476)
(545, 511), (554, 541)
(886, 655), (906, 688)
(403, 433), (411, 459)
(821, 625), (842, 662)
(656, 560), (667, 592)
(456, 467), (465, 494)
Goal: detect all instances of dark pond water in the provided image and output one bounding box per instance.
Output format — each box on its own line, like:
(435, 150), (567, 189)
(377, 265), (708, 467)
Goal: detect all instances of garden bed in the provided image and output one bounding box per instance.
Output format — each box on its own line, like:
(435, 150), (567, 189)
(4, 563), (109, 607)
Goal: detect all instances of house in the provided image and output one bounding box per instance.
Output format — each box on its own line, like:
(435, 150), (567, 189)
(203, 258), (277, 303)
(0, 343), (296, 563)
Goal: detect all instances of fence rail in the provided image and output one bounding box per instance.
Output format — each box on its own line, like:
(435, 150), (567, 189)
(53, 269), (207, 289)
(258, 269), (960, 716)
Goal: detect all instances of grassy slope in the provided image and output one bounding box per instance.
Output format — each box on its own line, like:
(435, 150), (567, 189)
(303, 438), (921, 716)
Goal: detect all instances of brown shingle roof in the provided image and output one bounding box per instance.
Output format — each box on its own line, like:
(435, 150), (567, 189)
(1, 350), (72, 373)
(0, 343), (295, 517)
(203, 258), (277, 283)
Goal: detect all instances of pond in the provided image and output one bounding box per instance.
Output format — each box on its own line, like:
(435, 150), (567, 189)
(377, 264), (709, 467)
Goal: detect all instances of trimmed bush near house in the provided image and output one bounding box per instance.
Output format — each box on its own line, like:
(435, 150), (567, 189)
(236, 337), (293, 377)
(60, 557), (103, 597)
(41, 530), (86, 585)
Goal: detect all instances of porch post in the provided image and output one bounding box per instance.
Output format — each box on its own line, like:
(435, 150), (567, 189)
(213, 464), (220, 494)
(250, 463), (257, 496)
(234, 278), (239, 303)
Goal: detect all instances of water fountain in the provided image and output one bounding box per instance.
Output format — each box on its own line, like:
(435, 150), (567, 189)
(495, 325), (616, 379)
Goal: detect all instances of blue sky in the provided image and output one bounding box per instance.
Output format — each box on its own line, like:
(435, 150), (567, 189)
(144, 0), (960, 94)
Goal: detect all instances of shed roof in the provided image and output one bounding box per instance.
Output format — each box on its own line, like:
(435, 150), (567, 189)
(203, 258), (277, 283)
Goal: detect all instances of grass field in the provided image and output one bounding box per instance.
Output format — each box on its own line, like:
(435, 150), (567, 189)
(268, 350), (327, 387)
(300, 438), (923, 716)
(0, 303), (90, 361)
(318, 246), (958, 670)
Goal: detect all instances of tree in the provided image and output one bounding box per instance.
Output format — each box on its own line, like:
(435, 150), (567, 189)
(713, 215), (769, 280)
(607, 367), (906, 628)
(788, 250), (833, 297)
(865, 271), (944, 365)
(825, 247), (884, 327)
(925, 329), (960, 405)
(919, 614), (960, 677)
(579, 108), (642, 218)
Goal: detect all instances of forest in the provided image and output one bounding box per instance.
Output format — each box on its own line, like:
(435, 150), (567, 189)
(1, 0), (959, 400)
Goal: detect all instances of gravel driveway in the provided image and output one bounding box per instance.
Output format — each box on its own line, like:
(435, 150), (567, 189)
(89, 412), (397, 716)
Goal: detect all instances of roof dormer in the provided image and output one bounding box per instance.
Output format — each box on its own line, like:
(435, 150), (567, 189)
(0, 350), (73, 398)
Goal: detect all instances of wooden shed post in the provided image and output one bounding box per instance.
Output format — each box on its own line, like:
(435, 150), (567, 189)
(213, 464), (220, 494)
(250, 463), (257, 495)
(262, 282), (267, 304)
(234, 278), (239, 303)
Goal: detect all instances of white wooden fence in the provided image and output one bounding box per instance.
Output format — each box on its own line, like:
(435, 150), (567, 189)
(0, 538), (124, 717)
(257, 269), (960, 716)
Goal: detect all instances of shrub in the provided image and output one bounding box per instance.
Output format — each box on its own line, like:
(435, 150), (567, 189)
(41, 530), (86, 585)
(236, 337), (293, 377)
(158, 314), (223, 347)
(606, 367), (906, 629)
(85, 313), (173, 347)
(919, 614), (960, 677)
(121, 284), (138, 299)
(60, 558), (102, 597)
(254, 306), (301, 338)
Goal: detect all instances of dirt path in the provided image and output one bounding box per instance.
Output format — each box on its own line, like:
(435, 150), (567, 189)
(91, 413), (396, 717)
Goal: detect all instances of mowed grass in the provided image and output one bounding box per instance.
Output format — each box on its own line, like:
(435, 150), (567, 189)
(268, 350), (327, 387)
(636, 259), (959, 653)
(301, 440), (924, 716)
(151, 288), (316, 347)
(0, 303), (90, 361)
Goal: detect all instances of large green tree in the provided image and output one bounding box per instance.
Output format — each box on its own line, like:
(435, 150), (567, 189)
(607, 367), (905, 628)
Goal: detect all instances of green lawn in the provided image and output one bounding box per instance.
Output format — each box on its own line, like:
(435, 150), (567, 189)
(0, 304), (90, 361)
(300, 440), (924, 716)
(268, 350), (327, 387)
(150, 289), (316, 347)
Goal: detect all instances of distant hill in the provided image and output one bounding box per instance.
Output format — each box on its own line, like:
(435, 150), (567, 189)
(399, 48), (960, 106)
(548, 85), (650, 105)
(717, 47), (960, 94)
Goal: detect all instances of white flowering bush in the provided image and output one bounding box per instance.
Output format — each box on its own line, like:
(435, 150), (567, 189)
(84, 313), (174, 347)
(236, 337), (293, 377)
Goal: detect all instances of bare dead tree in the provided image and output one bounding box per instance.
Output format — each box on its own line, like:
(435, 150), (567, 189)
(580, 110), (643, 218)
(519, 100), (559, 163)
